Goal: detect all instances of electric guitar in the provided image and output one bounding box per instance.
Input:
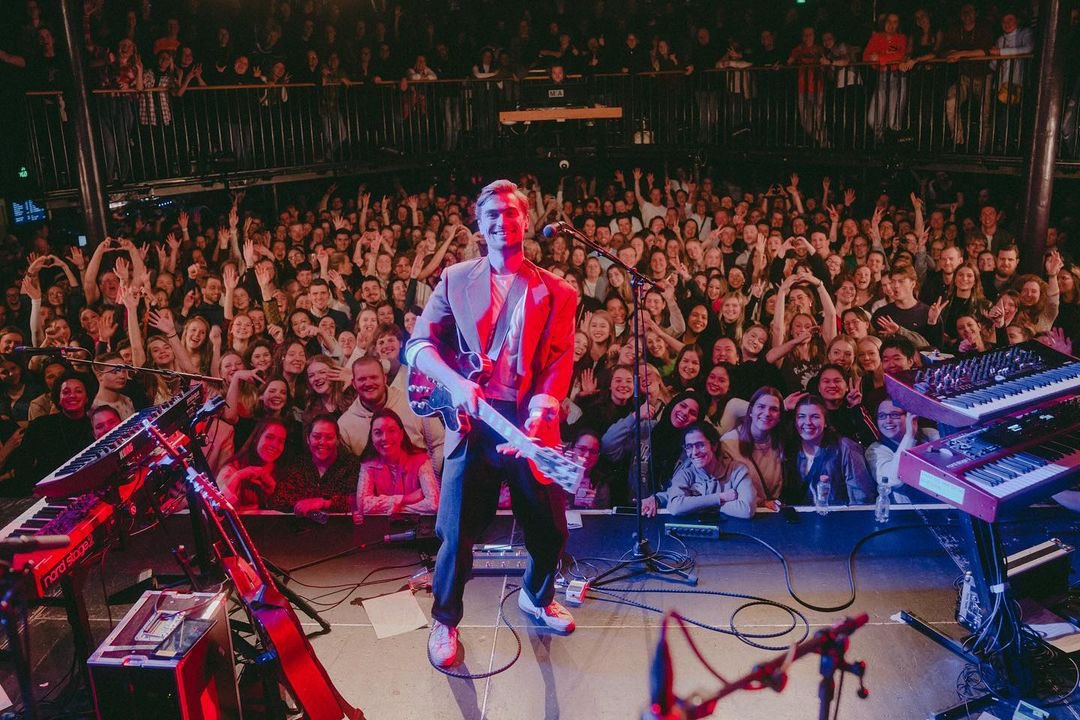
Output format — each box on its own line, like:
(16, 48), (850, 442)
(407, 349), (585, 494)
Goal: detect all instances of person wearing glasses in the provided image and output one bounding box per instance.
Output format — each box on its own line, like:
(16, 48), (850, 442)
(562, 427), (611, 510)
(665, 422), (757, 519)
(865, 397), (938, 504)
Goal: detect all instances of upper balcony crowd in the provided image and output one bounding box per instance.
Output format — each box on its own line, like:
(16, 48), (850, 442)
(4, 0), (1080, 192)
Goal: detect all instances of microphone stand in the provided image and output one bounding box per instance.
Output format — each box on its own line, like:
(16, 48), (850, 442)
(50, 346), (223, 387)
(547, 224), (694, 586)
(643, 612), (870, 720)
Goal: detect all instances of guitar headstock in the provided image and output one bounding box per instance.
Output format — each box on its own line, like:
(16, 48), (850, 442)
(532, 447), (586, 494)
(407, 367), (464, 433)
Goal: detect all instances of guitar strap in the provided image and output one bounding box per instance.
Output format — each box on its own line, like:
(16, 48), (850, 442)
(484, 269), (530, 362)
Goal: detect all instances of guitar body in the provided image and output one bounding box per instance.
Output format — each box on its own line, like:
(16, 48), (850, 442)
(407, 349), (491, 433)
(407, 348), (586, 493)
(221, 556), (360, 720)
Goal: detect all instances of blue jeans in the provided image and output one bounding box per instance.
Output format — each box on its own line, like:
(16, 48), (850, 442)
(431, 400), (568, 627)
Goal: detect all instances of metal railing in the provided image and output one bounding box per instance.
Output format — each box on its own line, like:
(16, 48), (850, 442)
(22, 56), (1080, 193)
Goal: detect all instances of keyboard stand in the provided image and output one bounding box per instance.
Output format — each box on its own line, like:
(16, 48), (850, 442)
(901, 514), (1035, 719)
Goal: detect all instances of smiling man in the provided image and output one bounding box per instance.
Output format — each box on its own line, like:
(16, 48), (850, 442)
(405, 179), (577, 668)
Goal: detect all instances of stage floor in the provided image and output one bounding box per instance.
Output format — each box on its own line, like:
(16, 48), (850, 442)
(6, 502), (1080, 720)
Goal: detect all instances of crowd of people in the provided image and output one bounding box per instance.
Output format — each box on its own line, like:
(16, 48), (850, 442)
(0, 164), (1074, 521)
(4, 1), (1079, 160)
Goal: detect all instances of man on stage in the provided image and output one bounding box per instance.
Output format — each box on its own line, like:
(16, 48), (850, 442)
(405, 179), (577, 668)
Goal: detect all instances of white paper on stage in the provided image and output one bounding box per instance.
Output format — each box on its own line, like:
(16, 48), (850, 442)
(362, 590), (429, 639)
(565, 510), (582, 529)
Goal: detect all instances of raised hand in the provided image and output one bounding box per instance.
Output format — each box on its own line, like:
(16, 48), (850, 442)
(927, 296), (948, 326)
(187, 263), (201, 280)
(822, 176), (831, 193)
(1045, 249), (1064, 277)
(267, 324), (285, 343)
(118, 282), (141, 310)
(166, 233), (181, 253)
(846, 384), (863, 408)
(843, 188), (856, 207)
(20, 273), (41, 300)
(1038, 327), (1072, 355)
(178, 210), (189, 230)
(580, 310), (594, 333)
(632, 167), (642, 181)
(909, 192), (923, 213)
(98, 308), (118, 342)
(254, 262), (273, 290)
(223, 265), (238, 291)
(113, 256), (131, 283)
(67, 246), (85, 270)
(826, 204), (840, 223)
(182, 288), (198, 312)
(579, 368), (598, 396)
(242, 239), (256, 268)
(783, 390), (809, 412)
(147, 308), (177, 336)
(209, 325), (222, 348)
(876, 316), (901, 335)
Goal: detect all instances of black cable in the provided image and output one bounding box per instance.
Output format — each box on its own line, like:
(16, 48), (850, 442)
(714, 522), (957, 613)
(427, 584), (523, 680)
(587, 586), (811, 652)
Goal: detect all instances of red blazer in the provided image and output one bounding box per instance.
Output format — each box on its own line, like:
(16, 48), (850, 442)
(405, 257), (577, 454)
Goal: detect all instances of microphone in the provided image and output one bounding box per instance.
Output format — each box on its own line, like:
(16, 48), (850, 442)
(0, 534), (71, 552)
(541, 221), (576, 239)
(13, 346), (79, 357)
(384, 525), (437, 544)
(643, 616), (680, 720)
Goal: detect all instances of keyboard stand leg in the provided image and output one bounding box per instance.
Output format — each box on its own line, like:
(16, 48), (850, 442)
(901, 515), (1035, 719)
(60, 566), (94, 685)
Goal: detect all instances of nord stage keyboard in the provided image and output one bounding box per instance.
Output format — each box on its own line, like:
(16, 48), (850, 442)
(885, 341), (1080, 427)
(897, 394), (1080, 522)
(0, 479), (145, 597)
(35, 387), (201, 498)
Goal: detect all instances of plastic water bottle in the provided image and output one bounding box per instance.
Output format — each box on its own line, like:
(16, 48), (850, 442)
(815, 475), (831, 516)
(875, 480), (891, 523)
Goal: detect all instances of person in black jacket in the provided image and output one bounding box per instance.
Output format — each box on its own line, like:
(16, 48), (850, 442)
(10, 372), (95, 497)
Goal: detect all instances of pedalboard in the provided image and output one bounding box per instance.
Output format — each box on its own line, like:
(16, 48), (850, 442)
(472, 544), (529, 575)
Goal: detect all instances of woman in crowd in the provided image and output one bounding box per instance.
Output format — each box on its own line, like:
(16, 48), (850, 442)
(298, 354), (351, 425)
(220, 418), (291, 510)
(782, 394), (874, 507)
(12, 372), (95, 495)
(701, 362), (746, 435)
(602, 388), (703, 514)
(812, 363), (879, 447)
(720, 386), (785, 507)
(357, 408), (439, 515)
(666, 344), (705, 393)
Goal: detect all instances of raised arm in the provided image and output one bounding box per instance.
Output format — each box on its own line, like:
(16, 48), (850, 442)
(119, 283), (146, 367)
(82, 240), (110, 305)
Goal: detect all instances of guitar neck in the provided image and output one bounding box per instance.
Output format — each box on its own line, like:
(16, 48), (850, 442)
(477, 401), (535, 458)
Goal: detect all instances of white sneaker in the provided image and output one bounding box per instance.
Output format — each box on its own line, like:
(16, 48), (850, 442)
(428, 621), (460, 668)
(517, 591), (576, 634)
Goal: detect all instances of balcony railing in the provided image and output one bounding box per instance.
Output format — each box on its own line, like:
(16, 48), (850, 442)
(22, 56), (1080, 193)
